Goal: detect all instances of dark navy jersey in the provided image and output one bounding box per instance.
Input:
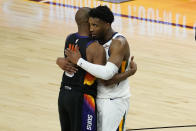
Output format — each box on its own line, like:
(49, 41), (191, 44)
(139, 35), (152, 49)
(61, 33), (97, 96)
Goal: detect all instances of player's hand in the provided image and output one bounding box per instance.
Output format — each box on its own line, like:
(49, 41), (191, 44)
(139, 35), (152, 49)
(129, 56), (137, 75)
(56, 57), (78, 73)
(65, 45), (81, 64)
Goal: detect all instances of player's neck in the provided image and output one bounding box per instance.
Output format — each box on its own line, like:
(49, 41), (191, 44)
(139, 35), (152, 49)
(104, 28), (115, 42)
(78, 25), (90, 36)
(78, 31), (89, 36)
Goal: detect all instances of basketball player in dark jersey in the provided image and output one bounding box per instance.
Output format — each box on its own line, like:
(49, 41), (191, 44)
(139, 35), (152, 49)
(57, 7), (105, 131)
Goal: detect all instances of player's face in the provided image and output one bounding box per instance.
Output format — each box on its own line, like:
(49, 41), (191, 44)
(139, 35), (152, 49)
(89, 17), (107, 40)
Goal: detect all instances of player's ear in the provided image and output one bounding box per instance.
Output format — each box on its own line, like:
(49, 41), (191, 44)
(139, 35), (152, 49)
(105, 23), (110, 30)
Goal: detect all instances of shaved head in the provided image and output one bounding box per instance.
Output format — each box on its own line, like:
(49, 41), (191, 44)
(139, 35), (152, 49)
(75, 7), (91, 26)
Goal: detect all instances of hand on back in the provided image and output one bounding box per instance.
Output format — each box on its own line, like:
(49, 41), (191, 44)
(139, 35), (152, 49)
(56, 57), (78, 74)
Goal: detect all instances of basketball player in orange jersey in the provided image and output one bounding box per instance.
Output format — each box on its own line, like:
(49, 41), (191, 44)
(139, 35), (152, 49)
(65, 5), (136, 131)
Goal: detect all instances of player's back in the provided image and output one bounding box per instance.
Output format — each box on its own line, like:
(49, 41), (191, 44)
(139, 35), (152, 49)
(61, 33), (97, 95)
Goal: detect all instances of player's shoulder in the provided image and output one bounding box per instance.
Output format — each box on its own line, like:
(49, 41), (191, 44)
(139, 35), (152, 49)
(110, 35), (128, 53)
(87, 41), (104, 56)
(112, 33), (128, 48)
(65, 33), (77, 40)
(113, 33), (127, 42)
(87, 40), (104, 50)
(86, 41), (105, 59)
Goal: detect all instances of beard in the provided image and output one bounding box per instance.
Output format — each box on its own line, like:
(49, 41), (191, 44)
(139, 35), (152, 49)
(90, 32), (106, 45)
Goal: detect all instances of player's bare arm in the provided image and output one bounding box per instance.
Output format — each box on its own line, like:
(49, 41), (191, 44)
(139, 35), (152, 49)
(107, 38), (126, 68)
(86, 41), (106, 65)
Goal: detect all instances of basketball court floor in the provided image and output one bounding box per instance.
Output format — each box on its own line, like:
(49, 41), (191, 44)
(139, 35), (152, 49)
(0, 0), (196, 131)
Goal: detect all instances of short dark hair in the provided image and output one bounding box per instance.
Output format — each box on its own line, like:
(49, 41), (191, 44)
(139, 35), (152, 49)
(89, 5), (114, 24)
(75, 7), (91, 25)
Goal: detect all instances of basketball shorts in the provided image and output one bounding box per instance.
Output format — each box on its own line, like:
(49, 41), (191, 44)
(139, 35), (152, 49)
(97, 97), (130, 131)
(58, 86), (97, 131)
